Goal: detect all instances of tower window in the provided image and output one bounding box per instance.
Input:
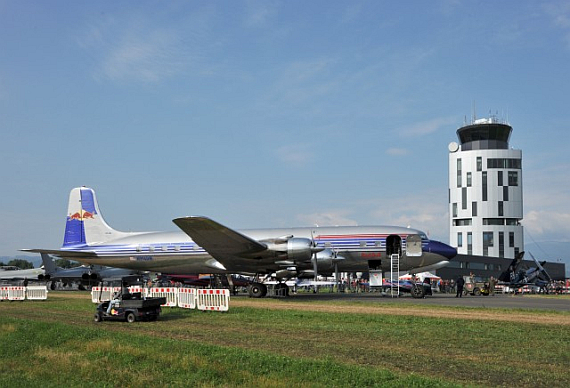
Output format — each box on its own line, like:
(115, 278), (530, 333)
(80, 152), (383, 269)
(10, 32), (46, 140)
(457, 159), (462, 187)
(477, 157), (482, 172)
(499, 232), (504, 258)
(508, 171), (518, 186)
(483, 232), (493, 256)
(482, 172), (488, 201)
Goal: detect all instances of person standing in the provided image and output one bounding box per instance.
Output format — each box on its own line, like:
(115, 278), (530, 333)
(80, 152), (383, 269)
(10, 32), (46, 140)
(489, 276), (496, 296)
(456, 276), (465, 298)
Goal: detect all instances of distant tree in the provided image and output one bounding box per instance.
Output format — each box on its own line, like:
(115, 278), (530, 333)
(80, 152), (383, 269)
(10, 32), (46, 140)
(7, 259), (34, 269)
(0, 261), (6, 266)
(54, 259), (81, 269)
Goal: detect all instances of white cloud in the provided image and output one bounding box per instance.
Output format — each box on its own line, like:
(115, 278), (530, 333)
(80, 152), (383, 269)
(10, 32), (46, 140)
(102, 30), (185, 82)
(367, 191), (450, 242)
(78, 15), (192, 83)
(244, 0), (279, 28)
(261, 58), (339, 111)
(399, 116), (457, 137)
(544, 2), (570, 49)
(524, 210), (570, 241)
(521, 160), (570, 243)
(276, 144), (314, 167)
(296, 211), (359, 227)
(386, 148), (409, 156)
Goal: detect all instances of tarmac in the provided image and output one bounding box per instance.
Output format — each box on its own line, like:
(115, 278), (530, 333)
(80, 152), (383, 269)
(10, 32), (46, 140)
(263, 291), (570, 312)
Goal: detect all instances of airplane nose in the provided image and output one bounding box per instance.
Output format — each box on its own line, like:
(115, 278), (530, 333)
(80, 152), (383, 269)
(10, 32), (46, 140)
(425, 240), (457, 260)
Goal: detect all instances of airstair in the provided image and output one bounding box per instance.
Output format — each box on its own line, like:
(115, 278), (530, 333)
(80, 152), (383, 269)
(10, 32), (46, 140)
(390, 254), (400, 297)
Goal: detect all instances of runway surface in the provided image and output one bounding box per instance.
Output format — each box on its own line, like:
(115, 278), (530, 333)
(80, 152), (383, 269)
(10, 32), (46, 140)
(262, 291), (570, 312)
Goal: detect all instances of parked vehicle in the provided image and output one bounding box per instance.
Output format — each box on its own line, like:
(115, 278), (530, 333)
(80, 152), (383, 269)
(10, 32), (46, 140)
(463, 276), (489, 296)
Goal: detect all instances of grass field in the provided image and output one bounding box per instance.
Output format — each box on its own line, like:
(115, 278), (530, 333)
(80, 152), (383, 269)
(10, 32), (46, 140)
(1, 292), (569, 387)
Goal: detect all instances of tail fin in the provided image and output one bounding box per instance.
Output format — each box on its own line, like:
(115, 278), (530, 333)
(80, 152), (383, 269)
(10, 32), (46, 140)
(40, 253), (57, 274)
(63, 187), (126, 247)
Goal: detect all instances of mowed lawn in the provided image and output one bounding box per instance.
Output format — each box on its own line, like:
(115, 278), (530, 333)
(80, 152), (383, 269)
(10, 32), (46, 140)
(1, 292), (569, 387)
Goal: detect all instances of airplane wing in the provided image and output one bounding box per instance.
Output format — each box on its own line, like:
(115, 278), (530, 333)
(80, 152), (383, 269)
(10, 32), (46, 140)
(20, 248), (97, 258)
(173, 216), (270, 262)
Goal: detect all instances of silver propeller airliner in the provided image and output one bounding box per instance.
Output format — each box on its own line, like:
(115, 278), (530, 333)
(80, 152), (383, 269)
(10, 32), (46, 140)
(24, 187), (456, 297)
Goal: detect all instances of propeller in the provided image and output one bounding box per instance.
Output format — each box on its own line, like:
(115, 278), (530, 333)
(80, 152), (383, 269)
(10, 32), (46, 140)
(528, 252), (553, 282)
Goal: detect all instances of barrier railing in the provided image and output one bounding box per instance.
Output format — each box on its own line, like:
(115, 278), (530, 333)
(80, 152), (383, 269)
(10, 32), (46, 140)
(177, 288), (197, 309)
(147, 287), (178, 307)
(1, 286), (10, 300)
(0, 286), (48, 301)
(26, 286), (48, 300)
(8, 286), (26, 301)
(196, 289), (230, 311)
(89, 286), (230, 311)
(91, 287), (121, 303)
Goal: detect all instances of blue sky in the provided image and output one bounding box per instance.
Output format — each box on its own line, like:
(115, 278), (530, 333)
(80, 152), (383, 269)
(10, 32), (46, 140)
(1, 1), (569, 271)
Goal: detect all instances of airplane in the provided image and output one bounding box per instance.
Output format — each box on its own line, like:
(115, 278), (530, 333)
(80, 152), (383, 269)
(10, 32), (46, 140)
(0, 265), (45, 283)
(39, 253), (144, 290)
(497, 251), (553, 292)
(23, 187), (457, 298)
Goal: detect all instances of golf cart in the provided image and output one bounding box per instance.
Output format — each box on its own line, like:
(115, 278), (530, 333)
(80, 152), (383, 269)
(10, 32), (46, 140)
(94, 276), (166, 323)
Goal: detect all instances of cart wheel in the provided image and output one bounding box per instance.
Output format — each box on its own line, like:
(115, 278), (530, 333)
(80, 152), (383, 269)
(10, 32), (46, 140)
(94, 312), (102, 323)
(473, 288), (481, 296)
(126, 312), (136, 323)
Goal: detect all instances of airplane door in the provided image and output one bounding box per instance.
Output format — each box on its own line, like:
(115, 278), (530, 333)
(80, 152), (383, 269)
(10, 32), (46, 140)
(386, 235), (402, 257)
(406, 234), (422, 257)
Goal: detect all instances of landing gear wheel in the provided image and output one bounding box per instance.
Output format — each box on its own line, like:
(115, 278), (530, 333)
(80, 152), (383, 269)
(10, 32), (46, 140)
(411, 284), (425, 299)
(248, 283), (267, 298)
(126, 312), (136, 323)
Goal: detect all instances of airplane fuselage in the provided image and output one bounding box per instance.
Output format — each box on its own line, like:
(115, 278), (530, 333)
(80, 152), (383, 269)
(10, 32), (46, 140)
(24, 187), (457, 281)
(63, 225), (453, 276)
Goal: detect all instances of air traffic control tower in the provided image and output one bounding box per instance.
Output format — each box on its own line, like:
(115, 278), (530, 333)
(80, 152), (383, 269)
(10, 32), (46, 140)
(448, 114), (523, 259)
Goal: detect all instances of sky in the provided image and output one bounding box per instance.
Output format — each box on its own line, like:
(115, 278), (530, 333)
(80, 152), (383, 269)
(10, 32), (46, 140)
(1, 1), (569, 272)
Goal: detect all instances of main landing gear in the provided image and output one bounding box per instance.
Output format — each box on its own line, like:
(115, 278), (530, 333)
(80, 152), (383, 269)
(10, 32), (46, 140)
(247, 282), (267, 298)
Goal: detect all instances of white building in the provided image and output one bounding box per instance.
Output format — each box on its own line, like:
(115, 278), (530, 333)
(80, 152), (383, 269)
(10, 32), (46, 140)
(448, 115), (523, 259)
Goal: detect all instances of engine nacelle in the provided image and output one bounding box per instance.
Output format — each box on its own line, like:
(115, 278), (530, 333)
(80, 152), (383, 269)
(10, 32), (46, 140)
(313, 249), (345, 270)
(286, 238), (315, 261)
(275, 268), (298, 279)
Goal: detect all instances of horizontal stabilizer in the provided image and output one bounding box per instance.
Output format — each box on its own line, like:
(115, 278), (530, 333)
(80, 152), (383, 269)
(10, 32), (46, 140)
(173, 216), (268, 261)
(21, 248), (97, 258)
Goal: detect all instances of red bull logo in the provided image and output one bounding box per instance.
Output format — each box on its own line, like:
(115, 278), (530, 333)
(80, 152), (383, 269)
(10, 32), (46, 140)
(68, 210), (95, 221)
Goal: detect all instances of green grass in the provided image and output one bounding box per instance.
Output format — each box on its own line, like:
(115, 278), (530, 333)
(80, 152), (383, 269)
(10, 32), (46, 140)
(1, 292), (569, 387)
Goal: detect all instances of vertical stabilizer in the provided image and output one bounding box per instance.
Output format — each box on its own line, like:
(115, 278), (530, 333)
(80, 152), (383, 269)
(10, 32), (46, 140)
(63, 187), (124, 247)
(40, 253), (57, 275)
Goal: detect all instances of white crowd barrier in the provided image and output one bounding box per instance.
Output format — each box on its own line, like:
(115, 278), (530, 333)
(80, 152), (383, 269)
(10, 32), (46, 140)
(8, 286), (26, 301)
(26, 286), (48, 300)
(147, 287), (178, 307)
(177, 288), (197, 309)
(0, 286), (48, 301)
(196, 289), (230, 311)
(1, 286), (10, 300)
(89, 286), (230, 311)
(91, 286), (121, 303)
